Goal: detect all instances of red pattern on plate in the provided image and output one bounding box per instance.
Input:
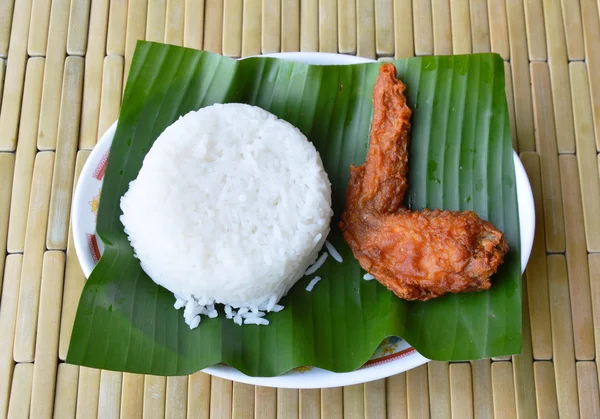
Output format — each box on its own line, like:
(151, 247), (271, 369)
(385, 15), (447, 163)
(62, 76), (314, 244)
(362, 347), (416, 368)
(93, 150), (109, 180)
(86, 233), (101, 263)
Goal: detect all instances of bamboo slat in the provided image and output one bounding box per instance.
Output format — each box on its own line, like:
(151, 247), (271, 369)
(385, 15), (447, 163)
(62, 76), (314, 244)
(203, 0), (223, 53)
(427, 362), (450, 418)
(255, 386), (276, 419)
(386, 373), (407, 418)
(487, 0), (509, 59)
(144, 375), (167, 419)
(374, 0), (394, 55)
(468, 0), (489, 53)
(581, 0), (600, 151)
(588, 255), (600, 384)
(559, 0), (584, 60)
(343, 384), (364, 419)
(319, 0), (337, 53)
(364, 379), (386, 419)
(120, 373), (144, 419)
(412, 0), (433, 55)
(407, 365), (430, 418)
(76, 367), (100, 419)
(357, 0), (376, 59)
(533, 362), (559, 418)
(97, 55), (123, 137)
(470, 359), (494, 418)
(559, 155), (595, 360)
(0, 152), (15, 282)
(491, 362), (517, 419)
(165, 0), (184, 46)
(231, 382), (254, 419)
(27, 0), (52, 56)
(281, 0), (299, 52)
(577, 362), (600, 418)
(123, 0), (148, 85)
(6, 363), (34, 419)
(449, 363), (473, 419)
(183, 0), (203, 49)
(106, 0), (128, 54)
(66, 0), (91, 55)
(0, 58), (4, 100)
(29, 251), (65, 419)
(53, 364), (79, 419)
(321, 387), (343, 419)
(393, 0), (413, 58)
(431, 0), (452, 55)
(300, 0), (318, 52)
(222, 0), (242, 56)
(36, 0), (70, 151)
(299, 389), (320, 419)
(146, 0), (166, 43)
(0, 0), (15, 57)
(187, 371), (211, 419)
(277, 389), (298, 419)
(98, 371), (123, 419)
(569, 62), (600, 252)
(0, 0), (33, 151)
(209, 377), (232, 419)
(241, 0), (260, 57)
(166, 376), (188, 419)
(13, 151), (54, 363)
(0, 255), (22, 418)
(262, 0), (281, 53)
(522, 0), (546, 60)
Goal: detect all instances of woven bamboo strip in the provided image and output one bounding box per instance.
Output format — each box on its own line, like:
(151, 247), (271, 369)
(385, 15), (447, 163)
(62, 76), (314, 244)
(505, 0), (535, 152)
(0, 0), (15, 57)
(569, 63), (600, 252)
(222, 0), (242, 56)
(520, 152), (552, 360)
(503, 62), (518, 151)
(78, 0), (109, 150)
(533, 361), (559, 417)
(590, 255), (600, 381)
(166, 376), (188, 419)
(0, 59), (4, 100)
(364, 379), (386, 419)
(300, 0), (318, 51)
(530, 62), (566, 252)
(203, 0), (223, 53)
(6, 65), (44, 251)
(407, 365), (429, 418)
(231, 382), (253, 419)
(5, 58), (43, 253)
(66, 0), (91, 55)
(183, 0), (203, 49)
(107, 0), (128, 54)
(58, 150), (88, 360)
(491, 362), (517, 419)
(144, 375), (167, 419)
(13, 151), (54, 363)
(449, 363), (473, 419)
(469, 0), (490, 53)
(427, 362), (450, 418)
(470, 359), (493, 418)
(393, 0), (413, 58)
(0, 255), (22, 418)
(431, 0), (451, 55)
(0, 0), (33, 151)
(120, 373), (144, 418)
(487, 0), (509, 59)
(27, 0), (52, 56)
(53, 364), (79, 419)
(522, 0), (546, 60)
(254, 386), (275, 419)
(547, 254), (580, 418)
(577, 362), (600, 417)
(75, 367), (100, 419)
(299, 389), (320, 419)
(46, 57), (84, 251)
(36, 0), (70, 151)
(165, 0), (184, 46)
(210, 377), (232, 419)
(386, 373), (407, 418)
(281, 0), (299, 52)
(559, 155), (595, 360)
(98, 371), (123, 419)
(241, 0), (260, 57)
(262, 0), (281, 53)
(98, 55), (123, 138)
(412, 0), (433, 55)
(512, 279), (537, 419)
(29, 251), (64, 419)
(321, 387), (343, 419)
(581, 0), (600, 151)
(146, 0), (166, 43)
(541, 0), (576, 154)
(343, 384), (364, 419)
(6, 363), (34, 419)
(374, 0), (394, 55)
(187, 371), (210, 419)
(319, 0), (337, 53)
(357, 0), (375, 59)
(277, 389), (298, 419)
(123, 0), (148, 86)
(559, 0), (584, 60)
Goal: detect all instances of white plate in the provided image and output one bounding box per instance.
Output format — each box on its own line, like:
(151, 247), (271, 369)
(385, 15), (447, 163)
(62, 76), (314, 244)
(72, 52), (535, 389)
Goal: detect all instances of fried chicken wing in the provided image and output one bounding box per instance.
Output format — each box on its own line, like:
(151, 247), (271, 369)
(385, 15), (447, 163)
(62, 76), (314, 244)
(340, 63), (509, 301)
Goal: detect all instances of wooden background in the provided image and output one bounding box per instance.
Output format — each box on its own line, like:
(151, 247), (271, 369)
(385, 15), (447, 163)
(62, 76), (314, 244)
(0, 0), (599, 417)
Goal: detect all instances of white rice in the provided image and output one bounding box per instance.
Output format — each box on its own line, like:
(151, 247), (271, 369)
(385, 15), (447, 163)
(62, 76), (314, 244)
(305, 276), (322, 292)
(325, 240), (343, 263)
(120, 104), (333, 329)
(304, 252), (328, 276)
(363, 273), (375, 281)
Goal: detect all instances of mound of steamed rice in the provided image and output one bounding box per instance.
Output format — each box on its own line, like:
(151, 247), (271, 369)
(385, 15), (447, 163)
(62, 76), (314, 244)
(120, 103), (333, 329)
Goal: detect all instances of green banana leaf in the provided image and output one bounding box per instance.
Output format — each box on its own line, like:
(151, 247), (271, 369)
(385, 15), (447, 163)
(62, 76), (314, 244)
(67, 41), (521, 376)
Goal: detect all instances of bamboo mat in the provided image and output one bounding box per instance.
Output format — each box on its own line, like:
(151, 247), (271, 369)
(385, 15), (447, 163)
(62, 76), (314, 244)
(0, 0), (599, 417)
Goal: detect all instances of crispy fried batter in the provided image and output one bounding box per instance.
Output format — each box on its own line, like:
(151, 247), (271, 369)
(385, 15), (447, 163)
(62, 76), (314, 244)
(339, 63), (509, 301)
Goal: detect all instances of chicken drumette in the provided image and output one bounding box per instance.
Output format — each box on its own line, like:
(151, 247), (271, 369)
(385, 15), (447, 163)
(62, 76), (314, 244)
(339, 63), (509, 301)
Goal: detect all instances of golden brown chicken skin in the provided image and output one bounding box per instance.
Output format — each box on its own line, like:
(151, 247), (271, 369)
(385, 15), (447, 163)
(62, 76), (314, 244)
(339, 63), (509, 301)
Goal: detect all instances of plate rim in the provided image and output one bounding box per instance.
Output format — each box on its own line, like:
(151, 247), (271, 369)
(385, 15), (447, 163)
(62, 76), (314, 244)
(71, 51), (534, 389)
